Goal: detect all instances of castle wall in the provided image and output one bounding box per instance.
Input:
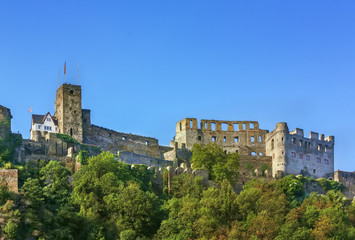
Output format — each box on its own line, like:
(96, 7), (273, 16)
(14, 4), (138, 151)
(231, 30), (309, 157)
(117, 151), (173, 167)
(174, 118), (269, 156)
(266, 122), (334, 178)
(334, 170), (355, 199)
(83, 124), (166, 159)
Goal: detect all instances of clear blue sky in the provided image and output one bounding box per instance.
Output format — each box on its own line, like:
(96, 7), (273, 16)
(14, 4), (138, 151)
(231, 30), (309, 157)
(1, 1), (354, 171)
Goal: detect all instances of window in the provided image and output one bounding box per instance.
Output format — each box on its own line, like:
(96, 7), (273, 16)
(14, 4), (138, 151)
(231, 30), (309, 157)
(318, 144), (321, 151)
(223, 137), (226, 142)
(299, 154), (303, 159)
(259, 152), (263, 156)
(317, 157), (321, 163)
(70, 128), (73, 136)
(313, 169), (316, 174)
(179, 123), (182, 131)
(211, 122), (216, 131)
(306, 155), (310, 161)
(204, 122), (208, 129)
(271, 139), (274, 150)
(233, 123), (239, 131)
(243, 123), (246, 130)
(299, 140), (303, 147)
(122, 136), (126, 141)
(145, 141), (149, 146)
(291, 152), (296, 158)
(224, 150), (227, 154)
(70, 90), (74, 94)
(212, 136), (216, 142)
(251, 152), (256, 156)
(259, 136), (262, 142)
(221, 123), (228, 131)
(234, 137), (239, 143)
(190, 120), (193, 129)
(47, 118), (51, 122)
(292, 138), (296, 144)
(197, 136), (202, 141)
(324, 159), (329, 165)
(37, 125), (41, 129)
(325, 145), (328, 152)
(251, 136), (254, 142)
(249, 123), (254, 129)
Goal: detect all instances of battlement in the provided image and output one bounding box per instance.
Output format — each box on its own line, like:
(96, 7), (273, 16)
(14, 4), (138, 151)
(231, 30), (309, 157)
(176, 118), (260, 132)
(289, 128), (334, 143)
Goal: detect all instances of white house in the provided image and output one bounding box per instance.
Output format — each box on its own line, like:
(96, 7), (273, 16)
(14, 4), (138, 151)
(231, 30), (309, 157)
(30, 112), (58, 140)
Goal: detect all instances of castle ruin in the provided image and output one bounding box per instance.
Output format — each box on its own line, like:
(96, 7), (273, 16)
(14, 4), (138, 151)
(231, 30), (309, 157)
(0, 82), (352, 195)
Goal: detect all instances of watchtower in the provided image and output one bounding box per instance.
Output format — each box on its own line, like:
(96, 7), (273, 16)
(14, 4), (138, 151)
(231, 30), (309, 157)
(54, 84), (83, 142)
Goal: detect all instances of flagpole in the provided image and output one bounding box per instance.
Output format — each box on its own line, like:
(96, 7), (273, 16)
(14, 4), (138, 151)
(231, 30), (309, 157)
(64, 62), (67, 83)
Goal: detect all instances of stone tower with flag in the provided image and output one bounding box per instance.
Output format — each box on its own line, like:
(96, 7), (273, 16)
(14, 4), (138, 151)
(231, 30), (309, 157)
(54, 83), (83, 142)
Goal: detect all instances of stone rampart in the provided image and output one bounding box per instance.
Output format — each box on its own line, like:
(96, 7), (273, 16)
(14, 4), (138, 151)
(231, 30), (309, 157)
(83, 124), (168, 159)
(334, 170), (355, 199)
(117, 151), (173, 168)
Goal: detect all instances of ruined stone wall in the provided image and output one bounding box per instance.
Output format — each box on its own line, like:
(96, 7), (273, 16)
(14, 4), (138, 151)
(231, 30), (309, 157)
(0, 106), (11, 140)
(0, 169), (18, 192)
(54, 84), (83, 142)
(117, 151), (173, 167)
(173, 118), (269, 157)
(266, 122), (334, 178)
(16, 133), (79, 163)
(238, 155), (272, 185)
(83, 124), (166, 159)
(334, 170), (355, 199)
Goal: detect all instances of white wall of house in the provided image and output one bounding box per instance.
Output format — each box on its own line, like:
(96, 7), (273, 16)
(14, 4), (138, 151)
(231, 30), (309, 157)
(30, 113), (58, 140)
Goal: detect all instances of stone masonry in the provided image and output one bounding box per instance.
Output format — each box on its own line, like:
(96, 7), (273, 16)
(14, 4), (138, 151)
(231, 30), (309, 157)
(0, 105), (11, 140)
(170, 118), (334, 179)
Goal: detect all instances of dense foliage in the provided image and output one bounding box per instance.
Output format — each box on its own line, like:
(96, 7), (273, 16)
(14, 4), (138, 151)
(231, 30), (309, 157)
(0, 132), (22, 165)
(191, 143), (239, 183)
(0, 145), (353, 239)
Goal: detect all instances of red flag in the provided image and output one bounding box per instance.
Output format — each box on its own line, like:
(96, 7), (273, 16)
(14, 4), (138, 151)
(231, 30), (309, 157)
(28, 107), (32, 113)
(64, 62), (66, 75)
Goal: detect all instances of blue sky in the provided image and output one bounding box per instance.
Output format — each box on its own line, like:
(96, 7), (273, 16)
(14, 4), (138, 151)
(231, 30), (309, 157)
(1, 1), (354, 171)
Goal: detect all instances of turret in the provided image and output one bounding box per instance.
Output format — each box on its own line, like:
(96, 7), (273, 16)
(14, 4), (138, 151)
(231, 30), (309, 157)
(265, 122), (288, 177)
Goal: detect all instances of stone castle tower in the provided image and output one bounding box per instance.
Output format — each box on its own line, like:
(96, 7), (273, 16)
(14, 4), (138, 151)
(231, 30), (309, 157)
(265, 122), (288, 177)
(54, 84), (83, 142)
(0, 105), (12, 140)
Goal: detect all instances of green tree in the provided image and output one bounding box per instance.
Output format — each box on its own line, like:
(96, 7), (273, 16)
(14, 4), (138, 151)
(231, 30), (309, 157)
(191, 143), (239, 183)
(104, 183), (161, 238)
(40, 160), (71, 207)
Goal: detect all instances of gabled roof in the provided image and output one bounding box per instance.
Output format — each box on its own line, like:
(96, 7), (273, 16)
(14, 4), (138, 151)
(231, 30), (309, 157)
(31, 112), (58, 126)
